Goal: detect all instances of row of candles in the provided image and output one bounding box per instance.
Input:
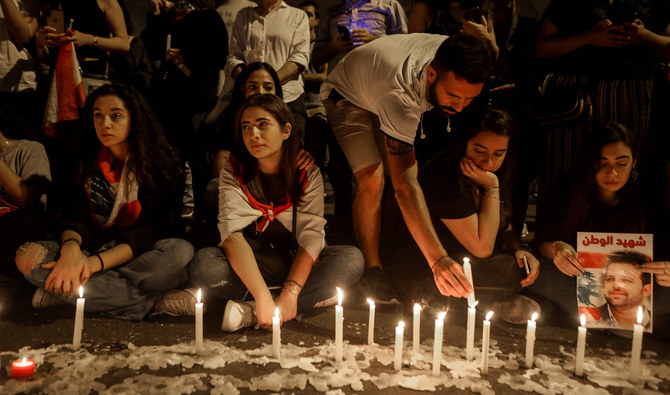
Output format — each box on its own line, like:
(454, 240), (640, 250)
(10, 259), (646, 381)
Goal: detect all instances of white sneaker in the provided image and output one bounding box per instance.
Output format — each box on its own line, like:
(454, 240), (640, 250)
(221, 300), (257, 332)
(151, 288), (202, 317)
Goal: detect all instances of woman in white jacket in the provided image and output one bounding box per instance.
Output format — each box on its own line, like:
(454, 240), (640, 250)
(190, 94), (363, 331)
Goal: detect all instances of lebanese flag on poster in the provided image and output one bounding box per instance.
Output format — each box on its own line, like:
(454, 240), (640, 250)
(43, 38), (86, 138)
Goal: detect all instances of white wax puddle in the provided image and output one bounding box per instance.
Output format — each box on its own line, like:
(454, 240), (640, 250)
(1, 337), (668, 394)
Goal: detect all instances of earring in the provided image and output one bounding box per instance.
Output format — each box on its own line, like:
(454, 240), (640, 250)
(630, 168), (638, 182)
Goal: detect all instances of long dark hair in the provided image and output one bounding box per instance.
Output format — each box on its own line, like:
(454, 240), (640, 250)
(78, 83), (182, 187)
(216, 62), (282, 151)
(561, 122), (643, 232)
(234, 94), (303, 203)
(454, 107), (515, 230)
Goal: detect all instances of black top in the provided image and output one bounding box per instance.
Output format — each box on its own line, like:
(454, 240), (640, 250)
(542, 0), (670, 77)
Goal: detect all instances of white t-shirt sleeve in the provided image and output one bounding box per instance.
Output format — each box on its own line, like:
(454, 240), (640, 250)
(292, 166), (326, 261)
(376, 91), (421, 145)
(286, 10), (310, 69)
(216, 161), (260, 246)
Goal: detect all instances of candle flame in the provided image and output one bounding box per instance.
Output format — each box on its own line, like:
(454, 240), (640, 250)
(463, 257), (470, 265)
(531, 312), (538, 322)
(366, 298), (375, 308)
(398, 321), (405, 328)
(580, 314), (586, 327)
(196, 288), (202, 303)
(470, 300), (479, 309)
(22, 357), (27, 364)
(78, 286), (83, 298)
(437, 311), (447, 321)
(413, 303), (422, 313)
(274, 307), (280, 318)
(637, 306), (643, 324)
(337, 287), (343, 306)
(485, 311), (494, 321)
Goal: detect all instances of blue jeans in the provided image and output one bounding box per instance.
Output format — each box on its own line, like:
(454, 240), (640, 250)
(190, 245), (364, 314)
(24, 238), (193, 321)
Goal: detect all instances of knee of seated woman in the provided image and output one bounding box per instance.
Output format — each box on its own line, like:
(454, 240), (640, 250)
(15, 242), (48, 275)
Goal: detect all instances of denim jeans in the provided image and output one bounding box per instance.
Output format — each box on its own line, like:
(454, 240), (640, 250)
(190, 245), (364, 314)
(24, 238), (193, 321)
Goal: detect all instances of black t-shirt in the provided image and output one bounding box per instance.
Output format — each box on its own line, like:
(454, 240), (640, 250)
(542, 0), (670, 77)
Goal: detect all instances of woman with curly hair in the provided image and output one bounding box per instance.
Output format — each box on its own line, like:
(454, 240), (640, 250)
(15, 84), (195, 321)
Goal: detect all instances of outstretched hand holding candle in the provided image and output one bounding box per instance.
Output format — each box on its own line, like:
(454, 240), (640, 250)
(431, 255), (472, 298)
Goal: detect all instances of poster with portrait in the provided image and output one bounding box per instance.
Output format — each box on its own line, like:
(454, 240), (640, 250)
(576, 232), (653, 332)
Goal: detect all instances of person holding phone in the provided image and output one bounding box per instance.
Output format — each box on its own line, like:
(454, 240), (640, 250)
(311, 0), (407, 74)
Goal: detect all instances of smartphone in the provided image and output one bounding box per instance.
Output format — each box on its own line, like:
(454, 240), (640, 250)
(337, 24), (350, 41)
(463, 7), (486, 23)
(46, 9), (65, 33)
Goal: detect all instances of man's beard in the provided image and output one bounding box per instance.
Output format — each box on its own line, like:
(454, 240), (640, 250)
(428, 81), (457, 117)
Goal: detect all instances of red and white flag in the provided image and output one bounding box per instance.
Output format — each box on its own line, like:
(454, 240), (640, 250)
(43, 38), (86, 138)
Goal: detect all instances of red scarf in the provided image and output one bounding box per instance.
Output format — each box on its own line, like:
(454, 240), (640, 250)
(93, 148), (141, 229)
(230, 157), (308, 232)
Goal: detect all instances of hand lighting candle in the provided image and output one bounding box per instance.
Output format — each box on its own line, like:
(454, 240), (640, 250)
(195, 289), (203, 354)
(525, 312), (538, 368)
(413, 303), (422, 352)
(272, 307), (281, 358)
(367, 298), (375, 345)
(73, 286), (85, 349)
(466, 300), (478, 360)
(481, 311), (494, 375)
(335, 287), (343, 362)
(11, 357), (35, 379)
(630, 306), (644, 380)
(394, 321), (405, 371)
(575, 314), (587, 376)
(432, 312), (446, 376)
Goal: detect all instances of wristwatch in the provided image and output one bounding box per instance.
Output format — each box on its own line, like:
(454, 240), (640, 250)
(92, 36), (98, 47)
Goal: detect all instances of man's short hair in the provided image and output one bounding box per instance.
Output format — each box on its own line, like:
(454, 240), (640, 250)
(431, 34), (492, 84)
(606, 251), (652, 286)
(298, 0), (319, 18)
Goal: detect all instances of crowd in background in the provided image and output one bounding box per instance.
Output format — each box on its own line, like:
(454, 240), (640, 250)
(0, 0), (669, 338)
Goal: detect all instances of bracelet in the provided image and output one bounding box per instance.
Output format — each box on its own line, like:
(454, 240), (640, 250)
(282, 280), (303, 295)
(62, 238), (80, 247)
(430, 255), (450, 270)
(94, 254), (105, 272)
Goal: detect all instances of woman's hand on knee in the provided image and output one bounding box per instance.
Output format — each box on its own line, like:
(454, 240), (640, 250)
(45, 245), (89, 297)
(551, 242), (583, 277)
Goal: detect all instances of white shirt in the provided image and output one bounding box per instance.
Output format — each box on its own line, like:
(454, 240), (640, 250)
(315, 0), (408, 73)
(321, 33), (447, 145)
(218, 162), (326, 261)
(228, 1), (310, 103)
(216, 0), (256, 40)
(0, 0), (38, 92)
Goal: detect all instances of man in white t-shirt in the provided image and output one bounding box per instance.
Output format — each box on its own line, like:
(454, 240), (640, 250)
(321, 33), (492, 302)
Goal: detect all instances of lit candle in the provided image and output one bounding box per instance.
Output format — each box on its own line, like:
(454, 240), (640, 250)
(525, 312), (538, 368)
(195, 289), (203, 354)
(463, 257), (475, 308)
(367, 298), (375, 345)
(466, 301), (478, 360)
(432, 312), (446, 376)
(335, 287), (343, 362)
(394, 321), (405, 371)
(272, 307), (281, 358)
(413, 303), (422, 352)
(11, 357), (35, 379)
(481, 311), (494, 375)
(630, 306), (644, 380)
(73, 286), (85, 349)
(575, 314), (587, 376)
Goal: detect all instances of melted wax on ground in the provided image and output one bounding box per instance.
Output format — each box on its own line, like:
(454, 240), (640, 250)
(1, 337), (668, 394)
